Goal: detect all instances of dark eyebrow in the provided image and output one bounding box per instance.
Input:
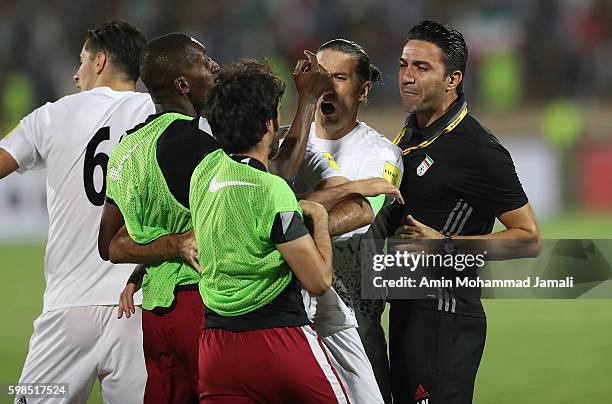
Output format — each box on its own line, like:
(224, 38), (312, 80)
(399, 57), (434, 68)
(413, 60), (433, 68)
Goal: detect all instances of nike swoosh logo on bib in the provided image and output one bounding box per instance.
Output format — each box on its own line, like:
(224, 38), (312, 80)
(109, 139), (145, 181)
(208, 176), (258, 192)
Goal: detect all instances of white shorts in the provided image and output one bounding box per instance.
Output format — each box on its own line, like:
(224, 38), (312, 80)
(15, 306), (146, 404)
(322, 327), (384, 404)
(302, 287), (358, 337)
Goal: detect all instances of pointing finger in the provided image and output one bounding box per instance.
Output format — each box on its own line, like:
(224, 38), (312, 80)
(304, 50), (319, 70)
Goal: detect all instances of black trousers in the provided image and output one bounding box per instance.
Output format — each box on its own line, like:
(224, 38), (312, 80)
(354, 309), (393, 404)
(389, 304), (487, 404)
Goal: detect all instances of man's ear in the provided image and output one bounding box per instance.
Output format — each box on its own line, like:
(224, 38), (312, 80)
(94, 52), (107, 75)
(446, 70), (463, 93)
(265, 118), (275, 135)
(358, 81), (372, 103)
(175, 77), (191, 95)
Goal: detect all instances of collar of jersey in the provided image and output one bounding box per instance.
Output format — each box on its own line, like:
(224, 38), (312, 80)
(143, 111), (194, 124)
(403, 93), (467, 140)
(229, 154), (267, 172)
(310, 121), (366, 145)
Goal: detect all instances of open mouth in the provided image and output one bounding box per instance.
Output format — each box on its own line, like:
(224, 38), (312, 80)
(320, 101), (336, 115)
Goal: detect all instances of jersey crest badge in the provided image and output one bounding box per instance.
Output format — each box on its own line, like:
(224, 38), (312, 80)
(416, 155), (434, 177)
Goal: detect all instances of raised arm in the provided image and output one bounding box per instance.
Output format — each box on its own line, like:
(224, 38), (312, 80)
(269, 50), (331, 181)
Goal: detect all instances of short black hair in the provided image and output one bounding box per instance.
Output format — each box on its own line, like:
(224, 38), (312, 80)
(85, 20), (146, 83)
(407, 20), (468, 93)
(318, 39), (382, 87)
(139, 33), (205, 95)
(204, 59), (285, 154)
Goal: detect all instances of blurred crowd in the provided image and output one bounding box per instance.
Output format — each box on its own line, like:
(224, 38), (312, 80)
(1, 0), (611, 133)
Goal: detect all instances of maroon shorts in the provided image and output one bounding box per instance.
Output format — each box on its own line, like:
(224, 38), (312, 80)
(198, 325), (349, 403)
(142, 286), (204, 404)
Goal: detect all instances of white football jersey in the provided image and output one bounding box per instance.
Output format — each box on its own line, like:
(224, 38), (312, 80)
(0, 87), (155, 312)
(294, 142), (346, 190)
(294, 121), (404, 240)
(296, 121), (404, 335)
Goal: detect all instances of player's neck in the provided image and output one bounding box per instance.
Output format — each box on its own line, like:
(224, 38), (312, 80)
(241, 133), (273, 170)
(153, 98), (197, 118)
(94, 77), (135, 92)
(314, 116), (358, 141)
(415, 93), (458, 129)
(240, 146), (269, 170)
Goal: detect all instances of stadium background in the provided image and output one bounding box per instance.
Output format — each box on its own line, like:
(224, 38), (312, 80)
(0, 0), (611, 402)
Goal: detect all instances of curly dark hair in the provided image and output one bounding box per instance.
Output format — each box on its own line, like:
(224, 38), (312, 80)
(203, 59), (285, 154)
(84, 20), (146, 83)
(407, 20), (468, 94)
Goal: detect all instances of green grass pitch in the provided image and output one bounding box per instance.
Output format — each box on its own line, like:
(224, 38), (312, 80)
(1, 211), (611, 403)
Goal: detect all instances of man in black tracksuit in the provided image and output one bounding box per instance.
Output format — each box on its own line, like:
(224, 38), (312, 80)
(375, 20), (541, 404)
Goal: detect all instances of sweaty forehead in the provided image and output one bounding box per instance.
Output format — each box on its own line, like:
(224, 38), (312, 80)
(401, 40), (443, 65)
(316, 49), (357, 75)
